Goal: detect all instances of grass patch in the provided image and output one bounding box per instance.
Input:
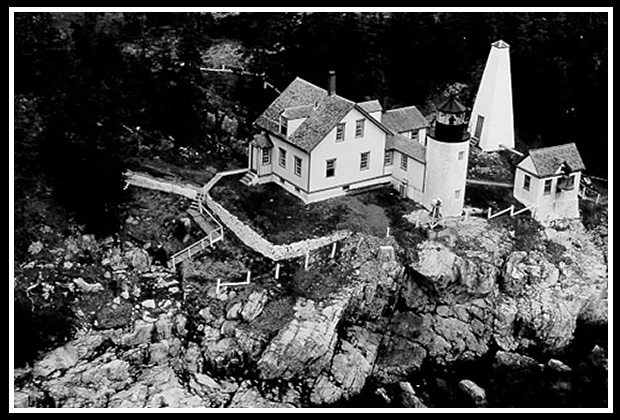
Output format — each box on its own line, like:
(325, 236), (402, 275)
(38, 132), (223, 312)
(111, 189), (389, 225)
(210, 175), (406, 244)
(122, 186), (204, 255)
(465, 183), (517, 212)
(247, 294), (296, 337)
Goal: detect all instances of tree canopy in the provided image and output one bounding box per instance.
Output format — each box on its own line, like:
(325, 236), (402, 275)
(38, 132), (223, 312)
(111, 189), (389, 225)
(12, 11), (608, 241)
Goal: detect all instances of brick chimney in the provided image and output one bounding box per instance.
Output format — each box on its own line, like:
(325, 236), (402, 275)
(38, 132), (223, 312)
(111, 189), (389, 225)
(327, 70), (336, 96)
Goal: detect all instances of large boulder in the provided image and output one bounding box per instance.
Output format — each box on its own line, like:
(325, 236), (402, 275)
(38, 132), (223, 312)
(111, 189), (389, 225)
(257, 292), (351, 381)
(240, 289), (269, 322)
(458, 379), (487, 407)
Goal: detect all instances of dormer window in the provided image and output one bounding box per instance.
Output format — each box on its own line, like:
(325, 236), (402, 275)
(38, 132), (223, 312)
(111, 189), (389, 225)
(279, 115), (288, 136)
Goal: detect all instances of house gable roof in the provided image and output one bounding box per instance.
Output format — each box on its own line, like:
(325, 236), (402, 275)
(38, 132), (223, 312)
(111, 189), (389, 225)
(386, 132), (426, 163)
(358, 99), (383, 114)
(381, 105), (429, 134)
(524, 143), (586, 178)
(254, 77), (391, 152)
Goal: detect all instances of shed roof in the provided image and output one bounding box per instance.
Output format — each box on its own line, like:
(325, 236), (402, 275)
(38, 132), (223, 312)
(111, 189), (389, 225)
(381, 105), (429, 134)
(525, 143), (585, 177)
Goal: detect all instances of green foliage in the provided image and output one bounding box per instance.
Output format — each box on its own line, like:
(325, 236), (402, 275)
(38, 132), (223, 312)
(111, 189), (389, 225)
(13, 12), (608, 241)
(580, 200), (606, 231)
(14, 283), (78, 368)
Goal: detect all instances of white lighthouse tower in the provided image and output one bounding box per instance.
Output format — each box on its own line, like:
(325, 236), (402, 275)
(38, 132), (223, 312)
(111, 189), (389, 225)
(469, 40), (515, 152)
(424, 94), (470, 217)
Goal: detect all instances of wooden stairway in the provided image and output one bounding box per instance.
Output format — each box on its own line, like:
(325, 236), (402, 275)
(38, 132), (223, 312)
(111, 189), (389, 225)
(239, 171), (257, 186)
(169, 189), (224, 268)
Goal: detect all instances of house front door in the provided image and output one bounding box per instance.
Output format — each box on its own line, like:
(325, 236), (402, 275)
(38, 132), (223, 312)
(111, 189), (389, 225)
(249, 145), (259, 173)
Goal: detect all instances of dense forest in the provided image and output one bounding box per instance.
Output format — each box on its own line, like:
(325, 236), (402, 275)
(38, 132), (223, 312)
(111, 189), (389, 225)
(12, 11), (608, 244)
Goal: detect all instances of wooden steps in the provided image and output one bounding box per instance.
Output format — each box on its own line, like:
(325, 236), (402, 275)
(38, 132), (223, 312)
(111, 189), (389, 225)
(187, 208), (216, 234)
(240, 172), (257, 186)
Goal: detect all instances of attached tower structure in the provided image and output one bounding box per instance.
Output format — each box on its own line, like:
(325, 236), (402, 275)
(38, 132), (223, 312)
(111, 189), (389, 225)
(424, 95), (470, 217)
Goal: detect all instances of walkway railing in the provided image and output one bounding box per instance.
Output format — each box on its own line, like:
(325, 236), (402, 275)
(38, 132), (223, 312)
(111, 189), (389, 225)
(169, 194), (225, 268)
(487, 203), (536, 220)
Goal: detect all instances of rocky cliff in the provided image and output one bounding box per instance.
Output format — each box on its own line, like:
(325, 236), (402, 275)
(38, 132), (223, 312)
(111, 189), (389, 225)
(13, 214), (608, 408)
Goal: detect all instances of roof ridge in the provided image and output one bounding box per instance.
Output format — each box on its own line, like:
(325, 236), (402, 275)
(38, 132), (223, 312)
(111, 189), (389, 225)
(293, 76), (328, 94)
(385, 105), (421, 112)
(530, 142), (577, 154)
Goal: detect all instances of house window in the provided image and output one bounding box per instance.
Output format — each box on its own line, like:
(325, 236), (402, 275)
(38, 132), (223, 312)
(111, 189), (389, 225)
(360, 151), (370, 171)
(523, 174), (531, 191)
(262, 148), (271, 165)
(279, 148), (286, 168)
(458, 150), (465, 161)
(336, 123), (346, 142)
(280, 116), (288, 136)
(326, 159), (336, 178)
(294, 156), (302, 177)
(355, 119), (365, 138)
(384, 150), (393, 166)
(400, 154), (408, 171)
(543, 179), (553, 195)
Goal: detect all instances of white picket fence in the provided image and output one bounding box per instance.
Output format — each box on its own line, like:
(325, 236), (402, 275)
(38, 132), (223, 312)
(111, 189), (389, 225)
(487, 203), (537, 220)
(216, 271), (251, 295)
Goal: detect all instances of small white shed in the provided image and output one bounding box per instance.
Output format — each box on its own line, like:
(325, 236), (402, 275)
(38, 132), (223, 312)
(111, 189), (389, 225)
(513, 143), (586, 223)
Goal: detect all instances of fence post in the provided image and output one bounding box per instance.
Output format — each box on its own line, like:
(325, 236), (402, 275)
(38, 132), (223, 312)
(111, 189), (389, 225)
(487, 207), (492, 219)
(330, 242), (337, 259)
(386, 227), (390, 238)
(216, 279), (221, 295)
(275, 263), (280, 280)
(246, 271), (251, 285)
(305, 251), (310, 271)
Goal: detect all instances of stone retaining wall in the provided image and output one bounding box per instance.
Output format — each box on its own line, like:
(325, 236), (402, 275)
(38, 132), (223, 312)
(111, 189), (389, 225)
(126, 169), (351, 262)
(204, 171), (350, 261)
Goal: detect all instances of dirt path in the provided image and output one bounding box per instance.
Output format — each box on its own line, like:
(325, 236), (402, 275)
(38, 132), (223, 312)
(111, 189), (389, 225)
(466, 178), (514, 188)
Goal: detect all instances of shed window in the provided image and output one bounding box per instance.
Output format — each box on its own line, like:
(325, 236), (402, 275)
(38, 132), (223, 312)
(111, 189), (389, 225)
(543, 179), (553, 195)
(523, 174), (531, 191)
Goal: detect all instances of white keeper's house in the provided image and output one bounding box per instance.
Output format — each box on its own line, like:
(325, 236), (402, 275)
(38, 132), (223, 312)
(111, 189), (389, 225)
(244, 71), (470, 217)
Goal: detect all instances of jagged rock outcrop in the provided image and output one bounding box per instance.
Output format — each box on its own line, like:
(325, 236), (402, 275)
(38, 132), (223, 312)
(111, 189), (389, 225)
(229, 381), (295, 408)
(14, 215), (607, 408)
